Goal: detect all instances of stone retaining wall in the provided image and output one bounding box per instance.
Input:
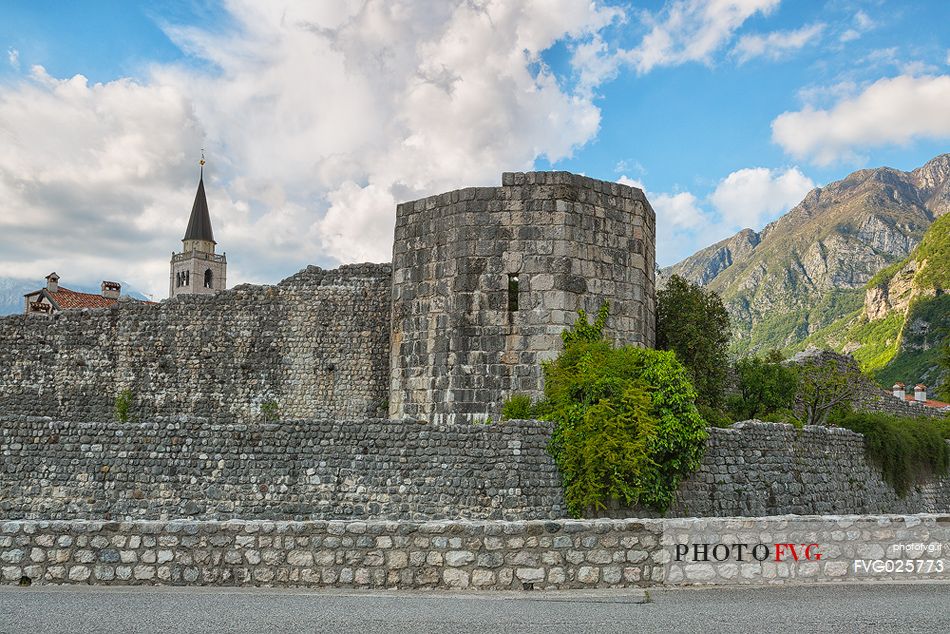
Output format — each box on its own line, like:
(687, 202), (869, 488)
(0, 417), (565, 521)
(0, 264), (392, 423)
(3, 417), (949, 522)
(1, 515), (946, 589)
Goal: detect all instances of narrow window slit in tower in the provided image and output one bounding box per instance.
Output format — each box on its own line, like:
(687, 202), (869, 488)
(507, 274), (519, 312)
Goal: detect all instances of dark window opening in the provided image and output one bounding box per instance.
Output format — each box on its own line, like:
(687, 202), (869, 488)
(507, 274), (519, 312)
(175, 272), (181, 288)
(204, 268), (213, 288)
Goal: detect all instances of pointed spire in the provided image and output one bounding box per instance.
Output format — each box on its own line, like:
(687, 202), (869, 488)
(183, 152), (215, 244)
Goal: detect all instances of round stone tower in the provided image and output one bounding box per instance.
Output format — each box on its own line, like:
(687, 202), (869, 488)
(389, 171), (656, 424)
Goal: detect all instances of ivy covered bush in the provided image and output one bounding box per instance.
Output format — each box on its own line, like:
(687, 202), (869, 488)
(830, 408), (950, 496)
(522, 303), (707, 517)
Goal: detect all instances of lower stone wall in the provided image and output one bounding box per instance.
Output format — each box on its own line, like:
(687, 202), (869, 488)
(3, 417), (949, 522)
(0, 417), (565, 521)
(2, 515), (946, 589)
(662, 422), (950, 517)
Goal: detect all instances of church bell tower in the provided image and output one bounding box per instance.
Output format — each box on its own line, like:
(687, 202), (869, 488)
(169, 155), (227, 298)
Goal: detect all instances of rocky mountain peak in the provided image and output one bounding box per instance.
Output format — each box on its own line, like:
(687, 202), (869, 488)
(661, 153), (948, 356)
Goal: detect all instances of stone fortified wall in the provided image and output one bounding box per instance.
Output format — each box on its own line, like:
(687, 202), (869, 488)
(1, 515), (946, 590)
(0, 417), (564, 521)
(3, 418), (947, 522)
(390, 171), (656, 424)
(0, 264), (391, 423)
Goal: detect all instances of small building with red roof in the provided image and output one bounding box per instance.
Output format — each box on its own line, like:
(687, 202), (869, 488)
(23, 273), (143, 315)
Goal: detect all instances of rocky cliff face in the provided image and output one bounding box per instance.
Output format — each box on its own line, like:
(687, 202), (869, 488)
(663, 154), (950, 355)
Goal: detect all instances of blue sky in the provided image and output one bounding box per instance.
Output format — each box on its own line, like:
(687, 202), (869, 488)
(1, 0), (949, 297)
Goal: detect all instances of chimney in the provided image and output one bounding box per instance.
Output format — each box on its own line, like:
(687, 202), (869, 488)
(101, 281), (121, 300)
(914, 384), (927, 402)
(46, 272), (59, 293)
(892, 382), (906, 400)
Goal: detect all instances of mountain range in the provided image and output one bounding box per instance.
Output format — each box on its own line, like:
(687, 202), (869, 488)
(663, 154), (950, 392)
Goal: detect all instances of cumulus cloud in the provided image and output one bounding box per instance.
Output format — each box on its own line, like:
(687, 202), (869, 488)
(733, 23), (824, 63)
(0, 66), (205, 295)
(622, 165), (814, 265)
(710, 166), (814, 227)
(772, 74), (950, 165)
(0, 0), (622, 295)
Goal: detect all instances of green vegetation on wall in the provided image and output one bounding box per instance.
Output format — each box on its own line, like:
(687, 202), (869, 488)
(831, 409), (950, 496)
(656, 274), (731, 406)
(520, 304), (708, 517)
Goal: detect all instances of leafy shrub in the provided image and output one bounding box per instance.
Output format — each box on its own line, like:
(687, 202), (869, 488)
(260, 400), (279, 422)
(501, 394), (534, 420)
(114, 389), (133, 423)
(697, 404), (734, 428)
(656, 274), (731, 407)
(830, 409), (950, 496)
(727, 353), (799, 421)
(537, 303), (707, 516)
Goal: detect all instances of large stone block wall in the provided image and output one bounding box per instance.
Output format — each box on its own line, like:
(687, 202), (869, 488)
(3, 417), (948, 523)
(389, 171), (656, 424)
(0, 417), (565, 521)
(1, 515), (946, 589)
(0, 264), (391, 423)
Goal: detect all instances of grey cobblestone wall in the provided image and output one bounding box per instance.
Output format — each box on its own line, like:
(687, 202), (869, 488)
(3, 417), (947, 522)
(0, 264), (391, 423)
(1, 515), (946, 589)
(662, 422), (950, 517)
(0, 417), (565, 521)
(389, 171), (656, 424)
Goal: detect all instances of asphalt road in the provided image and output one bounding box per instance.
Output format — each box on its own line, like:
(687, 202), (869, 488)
(1, 582), (947, 633)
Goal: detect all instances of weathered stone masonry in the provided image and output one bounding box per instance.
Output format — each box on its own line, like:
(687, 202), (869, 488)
(389, 171), (656, 423)
(0, 264), (391, 423)
(0, 418), (565, 521)
(3, 419), (947, 523)
(2, 515), (946, 589)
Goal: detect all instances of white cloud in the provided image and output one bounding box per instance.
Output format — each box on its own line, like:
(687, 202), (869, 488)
(709, 166), (814, 228)
(622, 165), (815, 265)
(772, 74), (950, 165)
(0, 0), (622, 295)
(624, 0), (780, 73)
(7, 48), (18, 69)
(733, 23), (824, 64)
(839, 10), (875, 43)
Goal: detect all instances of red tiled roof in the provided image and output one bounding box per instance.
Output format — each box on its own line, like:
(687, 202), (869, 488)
(49, 286), (119, 310)
(903, 394), (950, 409)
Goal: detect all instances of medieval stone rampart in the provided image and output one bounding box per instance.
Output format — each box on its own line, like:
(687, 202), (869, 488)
(0, 264), (391, 423)
(3, 418), (947, 522)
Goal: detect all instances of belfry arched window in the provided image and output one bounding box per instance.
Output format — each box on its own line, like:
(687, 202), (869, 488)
(204, 269), (213, 288)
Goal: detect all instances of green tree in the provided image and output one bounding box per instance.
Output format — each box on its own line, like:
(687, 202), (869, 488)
(797, 359), (858, 426)
(656, 275), (731, 407)
(537, 304), (707, 516)
(728, 352), (799, 420)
